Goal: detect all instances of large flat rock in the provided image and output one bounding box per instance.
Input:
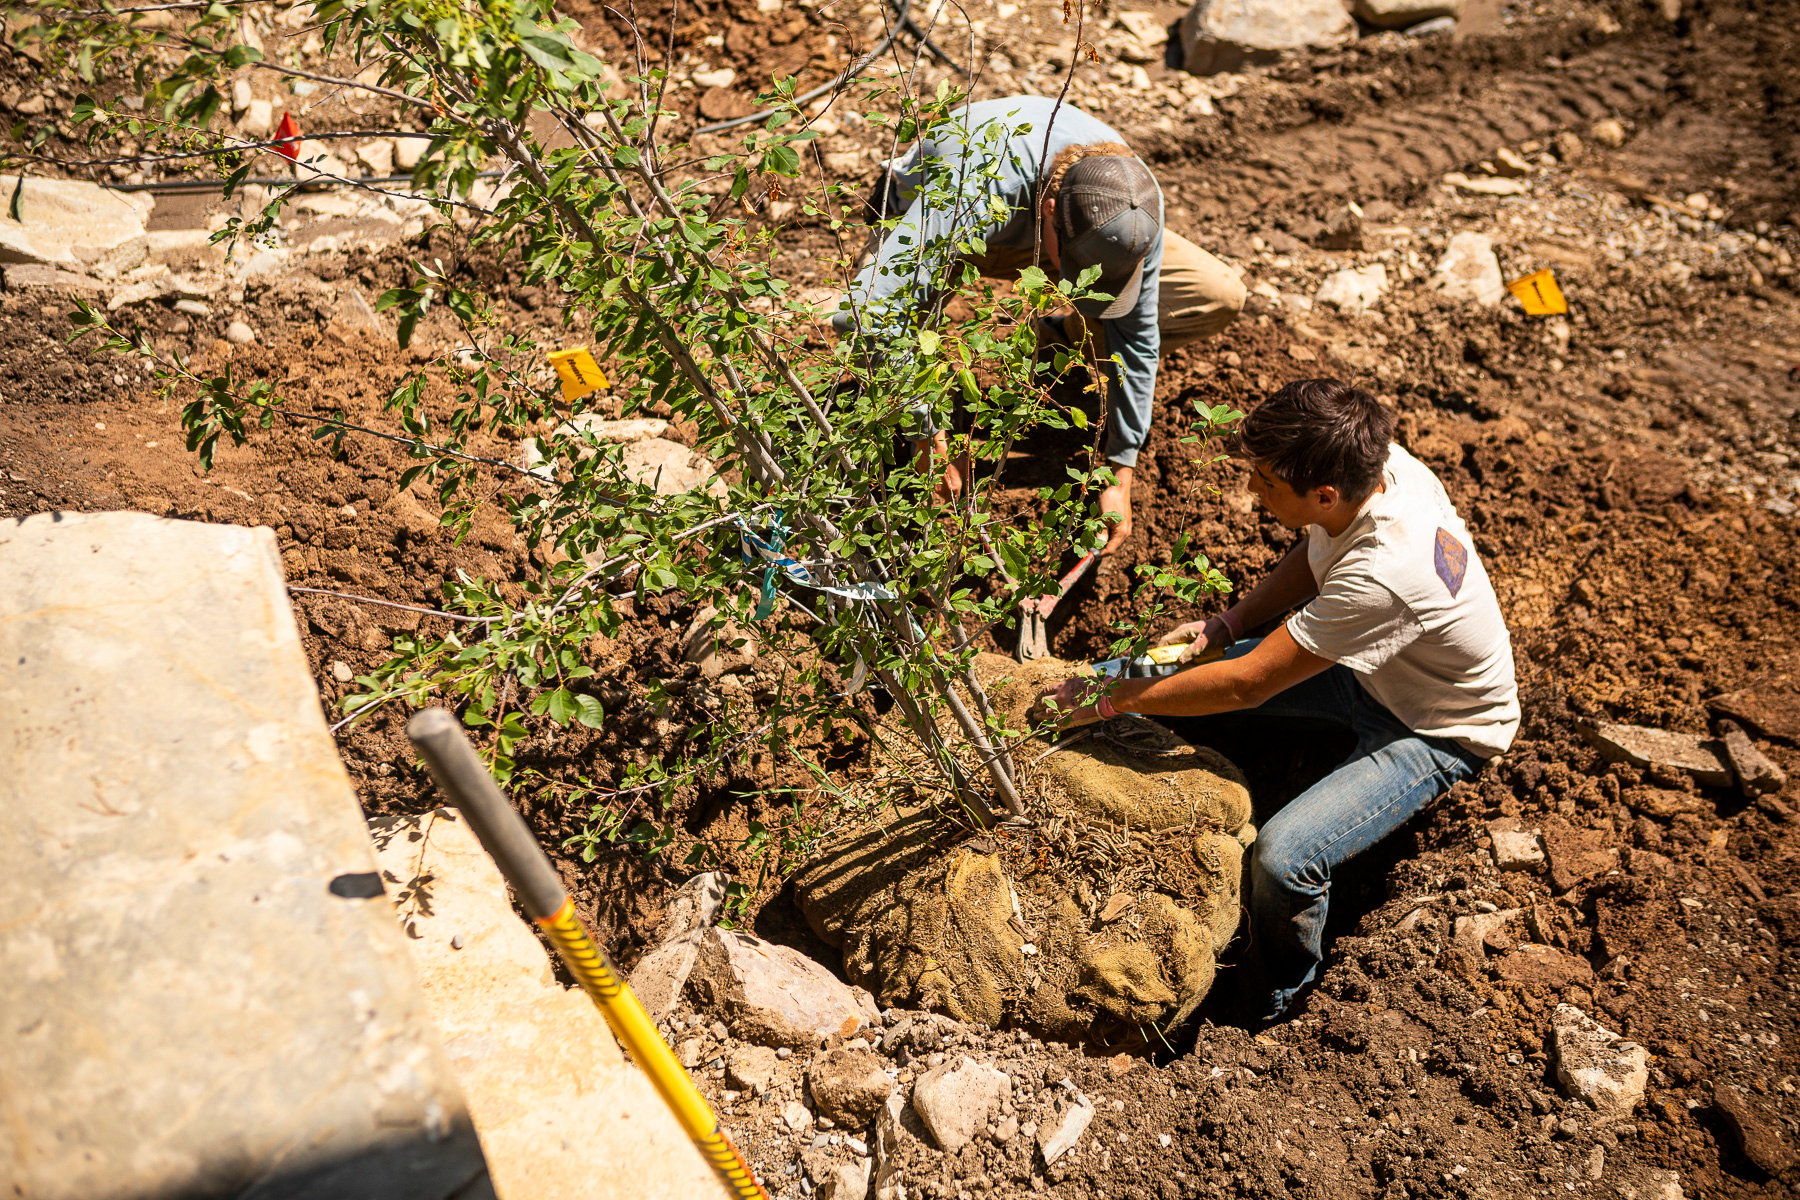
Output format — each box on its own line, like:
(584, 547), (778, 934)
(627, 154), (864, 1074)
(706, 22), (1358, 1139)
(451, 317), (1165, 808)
(0, 175), (153, 267)
(1179, 0), (1355, 74)
(371, 809), (731, 1200)
(0, 511), (489, 1200)
(1584, 720), (1732, 786)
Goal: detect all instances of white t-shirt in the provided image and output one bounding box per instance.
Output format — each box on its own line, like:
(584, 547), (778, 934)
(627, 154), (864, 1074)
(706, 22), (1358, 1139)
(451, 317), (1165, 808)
(1285, 443), (1519, 758)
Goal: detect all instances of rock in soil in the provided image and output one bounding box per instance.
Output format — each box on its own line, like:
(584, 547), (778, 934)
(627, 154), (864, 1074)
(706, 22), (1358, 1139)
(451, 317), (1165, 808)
(1313, 263), (1388, 313)
(872, 1090), (922, 1200)
(1488, 820), (1545, 871)
(556, 414), (671, 444)
(1036, 1087), (1095, 1167)
(1550, 1004), (1649, 1116)
(657, 870), (729, 942)
(1352, 0), (1460, 31)
(1718, 719), (1789, 796)
(0, 174), (153, 269)
(807, 1047), (894, 1128)
(1179, 0), (1354, 75)
(620, 436), (727, 498)
(1443, 171), (1528, 196)
(1431, 231), (1506, 306)
(1707, 688), (1800, 744)
(1541, 817), (1621, 895)
(687, 927), (878, 1048)
(1583, 720), (1733, 786)
(627, 933), (702, 1021)
(1452, 907), (1523, 957)
(1492, 943), (1595, 991)
(2, 263), (104, 295)
(815, 1158), (872, 1200)
(725, 1044), (780, 1096)
(237, 98), (273, 139)
(1712, 1082), (1797, 1175)
(910, 1055), (1012, 1152)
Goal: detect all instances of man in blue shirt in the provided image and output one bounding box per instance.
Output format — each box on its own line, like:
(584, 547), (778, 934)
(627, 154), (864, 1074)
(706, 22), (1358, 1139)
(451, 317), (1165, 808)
(832, 96), (1245, 555)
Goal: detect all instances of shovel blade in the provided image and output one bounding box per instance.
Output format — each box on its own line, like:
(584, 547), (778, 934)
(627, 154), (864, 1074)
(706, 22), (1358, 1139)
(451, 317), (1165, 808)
(1017, 609), (1049, 661)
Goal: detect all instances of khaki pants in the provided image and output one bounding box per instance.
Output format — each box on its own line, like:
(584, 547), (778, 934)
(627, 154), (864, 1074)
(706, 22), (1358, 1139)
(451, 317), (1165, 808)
(1156, 230), (1247, 347)
(970, 229), (1245, 348)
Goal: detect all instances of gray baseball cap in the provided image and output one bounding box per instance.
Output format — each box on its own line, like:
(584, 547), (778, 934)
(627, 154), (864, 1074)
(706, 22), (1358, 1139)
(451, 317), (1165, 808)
(1056, 154), (1161, 320)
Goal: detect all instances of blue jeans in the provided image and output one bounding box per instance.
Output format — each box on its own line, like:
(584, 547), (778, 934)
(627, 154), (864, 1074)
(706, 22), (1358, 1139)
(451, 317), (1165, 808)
(1216, 638), (1485, 1021)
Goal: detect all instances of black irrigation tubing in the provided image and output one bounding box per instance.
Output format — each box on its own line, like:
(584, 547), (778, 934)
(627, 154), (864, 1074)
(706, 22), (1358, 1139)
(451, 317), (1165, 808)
(103, 167), (506, 192)
(693, 0), (965, 138)
(16, 130), (439, 169)
(40, 0), (274, 13)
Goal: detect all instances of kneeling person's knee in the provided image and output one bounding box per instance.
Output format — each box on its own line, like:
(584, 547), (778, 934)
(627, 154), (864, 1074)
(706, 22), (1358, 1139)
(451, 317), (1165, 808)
(1158, 232), (1246, 348)
(1250, 821), (1317, 894)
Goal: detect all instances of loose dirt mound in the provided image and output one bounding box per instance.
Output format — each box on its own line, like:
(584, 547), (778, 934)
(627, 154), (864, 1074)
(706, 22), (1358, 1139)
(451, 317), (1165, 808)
(1156, 40), (1675, 216)
(792, 655), (1254, 1048)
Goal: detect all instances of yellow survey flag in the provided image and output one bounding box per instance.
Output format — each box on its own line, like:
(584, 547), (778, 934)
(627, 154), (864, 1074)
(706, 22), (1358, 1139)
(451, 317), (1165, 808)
(548, 346), (609, 402)
(1506, 268), (1568, 315)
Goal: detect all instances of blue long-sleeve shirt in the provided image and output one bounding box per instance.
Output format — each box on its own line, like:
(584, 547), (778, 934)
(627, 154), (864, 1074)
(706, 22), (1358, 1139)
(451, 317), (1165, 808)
(831, 97), (1163, 469)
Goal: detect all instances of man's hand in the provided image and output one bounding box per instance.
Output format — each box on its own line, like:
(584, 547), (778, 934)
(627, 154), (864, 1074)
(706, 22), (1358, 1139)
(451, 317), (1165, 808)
(1156, 614), (1235, 664)
(1030, 673), (1112, 730)
(912, 431), (966, 502)
(1099, 464), (1134, 556)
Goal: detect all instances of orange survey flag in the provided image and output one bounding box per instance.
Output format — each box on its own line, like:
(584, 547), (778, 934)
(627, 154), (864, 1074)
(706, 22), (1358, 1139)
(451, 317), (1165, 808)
(1506, 268), (1568, 315)
(548, 347), (609, 402)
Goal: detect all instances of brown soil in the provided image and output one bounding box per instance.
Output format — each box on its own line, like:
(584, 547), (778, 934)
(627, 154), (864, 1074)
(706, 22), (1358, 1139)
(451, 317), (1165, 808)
(5, 0), (1800, 1197)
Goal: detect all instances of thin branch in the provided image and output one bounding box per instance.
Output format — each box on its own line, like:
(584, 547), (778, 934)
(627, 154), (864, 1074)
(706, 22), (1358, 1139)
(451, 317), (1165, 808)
(257, 401), (548, 480)
(288, 584), (498, 623)
(1033, 0), (1086, 262)
(248, 59), (438, 112)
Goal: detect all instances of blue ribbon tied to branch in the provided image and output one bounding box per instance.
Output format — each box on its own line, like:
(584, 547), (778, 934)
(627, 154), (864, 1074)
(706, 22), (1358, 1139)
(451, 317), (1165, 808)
(734, 515), (896, 620)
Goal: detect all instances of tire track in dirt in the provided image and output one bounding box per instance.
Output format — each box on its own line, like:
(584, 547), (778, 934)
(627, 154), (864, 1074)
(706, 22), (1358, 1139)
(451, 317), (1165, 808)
(1160, 41), (1674, 215)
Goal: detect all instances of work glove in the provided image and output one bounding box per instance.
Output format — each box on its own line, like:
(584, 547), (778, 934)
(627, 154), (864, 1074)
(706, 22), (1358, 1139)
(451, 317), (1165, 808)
(1155, 614), (1233, 665)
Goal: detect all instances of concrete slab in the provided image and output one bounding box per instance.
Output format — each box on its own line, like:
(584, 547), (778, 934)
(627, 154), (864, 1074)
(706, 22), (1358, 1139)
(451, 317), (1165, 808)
(370, 809), (732, 1200)
(0, 511), (490, 1200)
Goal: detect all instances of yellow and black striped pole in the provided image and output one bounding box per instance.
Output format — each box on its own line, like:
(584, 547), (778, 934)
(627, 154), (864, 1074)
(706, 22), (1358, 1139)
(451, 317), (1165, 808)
(408, 708), (770, 1200)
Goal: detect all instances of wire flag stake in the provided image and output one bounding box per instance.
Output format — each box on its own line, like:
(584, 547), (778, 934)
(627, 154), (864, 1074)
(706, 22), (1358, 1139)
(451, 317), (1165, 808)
(407, 708), (770, 1200)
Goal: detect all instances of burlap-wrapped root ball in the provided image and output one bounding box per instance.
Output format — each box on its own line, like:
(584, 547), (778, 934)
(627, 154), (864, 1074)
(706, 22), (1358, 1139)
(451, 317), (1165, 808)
(793, 655), (1255, 1048)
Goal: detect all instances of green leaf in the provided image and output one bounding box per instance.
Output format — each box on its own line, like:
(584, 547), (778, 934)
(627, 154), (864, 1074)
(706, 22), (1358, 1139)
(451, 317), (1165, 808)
(573, 694), (605, 729)
(541, 687), (577, 723)
(762, 144), (800, 177)
(957, 367), (979, 405)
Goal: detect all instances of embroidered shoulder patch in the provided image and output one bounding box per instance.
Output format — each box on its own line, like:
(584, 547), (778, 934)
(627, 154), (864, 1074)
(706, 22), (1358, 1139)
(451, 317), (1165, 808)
(1434, 527), (1468, 597)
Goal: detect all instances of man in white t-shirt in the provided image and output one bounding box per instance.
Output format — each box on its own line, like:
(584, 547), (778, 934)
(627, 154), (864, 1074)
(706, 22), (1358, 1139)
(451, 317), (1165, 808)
(1037, 378), (1519, 1023)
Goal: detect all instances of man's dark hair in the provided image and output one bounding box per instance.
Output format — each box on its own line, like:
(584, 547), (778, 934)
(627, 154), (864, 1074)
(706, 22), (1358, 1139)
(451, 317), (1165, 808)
(1238, 378), (1395, 501)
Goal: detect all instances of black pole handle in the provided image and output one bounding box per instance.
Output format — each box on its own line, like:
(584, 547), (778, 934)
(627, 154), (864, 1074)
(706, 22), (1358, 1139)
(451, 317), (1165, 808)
(407, 707), (568, 921)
